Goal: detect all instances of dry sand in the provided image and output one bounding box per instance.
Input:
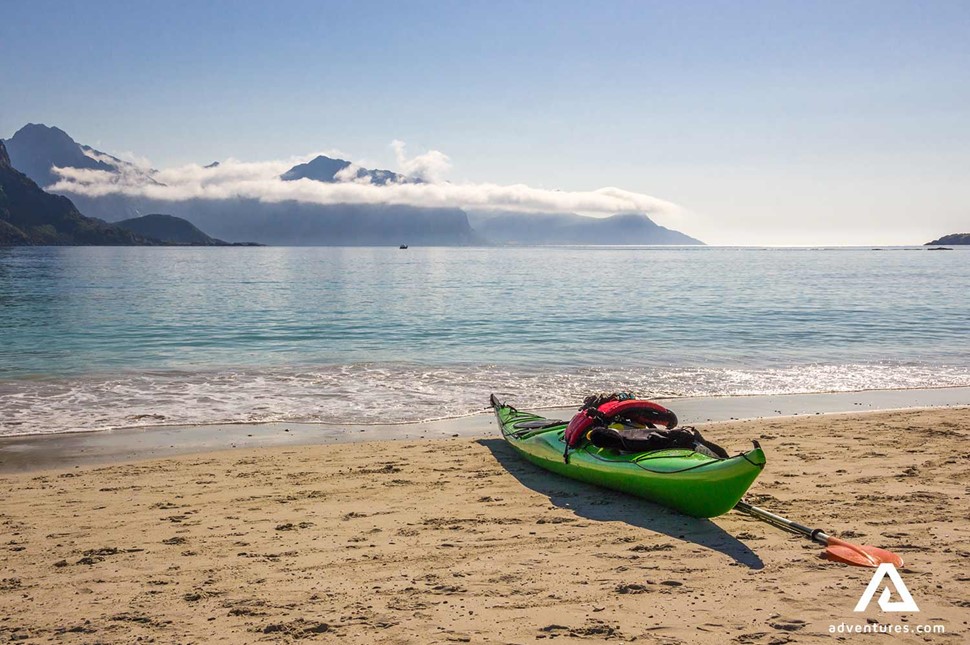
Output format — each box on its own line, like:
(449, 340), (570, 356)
(1, 407), (968, 643)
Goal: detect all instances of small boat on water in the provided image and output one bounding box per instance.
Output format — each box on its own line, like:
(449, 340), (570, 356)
(399, 244), (408, 249)
(490, 394), (765, 518)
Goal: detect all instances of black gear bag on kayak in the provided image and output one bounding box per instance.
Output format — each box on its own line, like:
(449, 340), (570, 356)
(587, 425), (730, 459)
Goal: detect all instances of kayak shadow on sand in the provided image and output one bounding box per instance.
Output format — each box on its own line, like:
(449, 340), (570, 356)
(478, 438), (764, 570)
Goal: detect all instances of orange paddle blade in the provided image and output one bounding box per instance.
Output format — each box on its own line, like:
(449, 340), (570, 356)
(823, 537), (904, 568)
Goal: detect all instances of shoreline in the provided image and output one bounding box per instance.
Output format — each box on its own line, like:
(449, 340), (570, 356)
(1, 386), (968, 474)
(0, 406), (966, 643)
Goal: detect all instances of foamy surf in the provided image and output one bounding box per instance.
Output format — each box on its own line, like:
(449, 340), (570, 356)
(3, 361), (970, 436)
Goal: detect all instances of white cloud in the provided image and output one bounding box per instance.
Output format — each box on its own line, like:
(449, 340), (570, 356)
(333, 163), (372, 184)
(81, 147), (152, 171)
(81, 148), (122, 167)
(49, 143), (684, 220)
(115, 150), (154, 169)
(391, 140), (451, 182)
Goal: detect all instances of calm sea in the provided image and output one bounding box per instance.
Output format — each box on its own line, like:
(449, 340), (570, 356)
(1, 246), (968, 435)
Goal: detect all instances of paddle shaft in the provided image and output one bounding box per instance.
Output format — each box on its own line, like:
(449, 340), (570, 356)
(734, 500), (830, 545)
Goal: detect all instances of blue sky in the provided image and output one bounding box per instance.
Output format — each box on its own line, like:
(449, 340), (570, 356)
(2, 0), (968, 244)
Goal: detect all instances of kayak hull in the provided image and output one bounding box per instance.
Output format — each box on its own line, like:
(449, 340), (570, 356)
(492, 397), (765, 518)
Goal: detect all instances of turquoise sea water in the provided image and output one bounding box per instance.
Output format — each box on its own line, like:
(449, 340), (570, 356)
(1, 246), (968, 435)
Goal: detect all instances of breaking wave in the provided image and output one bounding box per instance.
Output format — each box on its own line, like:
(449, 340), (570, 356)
(3, 361), (970, 436)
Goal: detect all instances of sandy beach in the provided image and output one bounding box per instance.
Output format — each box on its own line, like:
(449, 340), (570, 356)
(1, 407), (968, 643)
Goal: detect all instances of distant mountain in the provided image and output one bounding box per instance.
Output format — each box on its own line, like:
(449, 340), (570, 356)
(3, 124), (477, 244)
(4, 123), (158, 187)
(4, 124), (115, 188)
(0, 140), (151, 245)
(467, 210), (704, 245)
(281, 155), (410, 185)
(926, 233), (970, 245)
(3, 122), (704, 247)
(121, 199), (480, 246)
(114, 213), (235, 245)
(3, 123), (152, 221)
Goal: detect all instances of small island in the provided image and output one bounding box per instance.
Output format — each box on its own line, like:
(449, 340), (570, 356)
(925, 233), (970, 245)
(114, 214), (261, 246)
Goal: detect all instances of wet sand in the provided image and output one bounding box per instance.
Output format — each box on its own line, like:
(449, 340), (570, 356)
(1, 406), (968, 643)
(2, 386), (968, 473)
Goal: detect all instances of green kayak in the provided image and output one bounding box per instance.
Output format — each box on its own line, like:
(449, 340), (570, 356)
(491, 395), (766, 518)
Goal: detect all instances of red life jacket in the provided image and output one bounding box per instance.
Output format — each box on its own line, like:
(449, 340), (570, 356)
(564, 398), (678, 448)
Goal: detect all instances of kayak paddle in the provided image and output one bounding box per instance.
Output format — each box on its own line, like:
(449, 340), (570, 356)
(735, 500), (903, 568)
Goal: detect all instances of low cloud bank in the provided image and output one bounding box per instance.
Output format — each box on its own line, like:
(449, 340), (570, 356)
(49, 142), (682, 218)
